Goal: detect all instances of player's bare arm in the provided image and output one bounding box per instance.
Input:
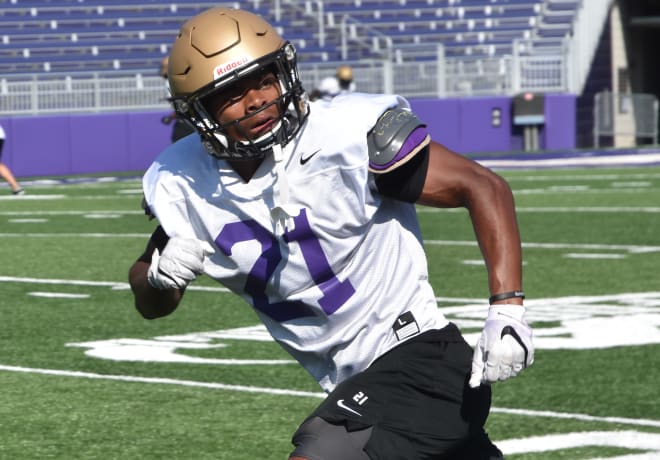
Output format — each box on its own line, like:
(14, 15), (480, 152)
(129, 258), (184, 319)
(418, 142), (533, 386)
(129, 229), (213, 319)
(418, 140), (523, 300)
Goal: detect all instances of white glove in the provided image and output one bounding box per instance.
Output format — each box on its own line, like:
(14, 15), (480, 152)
(469, 304), (534, 388)
(147, 237), (214, 290)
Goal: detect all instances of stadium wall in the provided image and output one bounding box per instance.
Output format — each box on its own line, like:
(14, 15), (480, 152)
(0, 94), (576, 178)
(409, 94), (576, 154)
(0, 111), (172, 178)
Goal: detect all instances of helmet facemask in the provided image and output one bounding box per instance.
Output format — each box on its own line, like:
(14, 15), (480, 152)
(171, 42), (309, 161)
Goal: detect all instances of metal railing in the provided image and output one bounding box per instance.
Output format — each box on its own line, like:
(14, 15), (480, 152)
(593, 91), (659, 147)
(0, 45), (574, 116)
(0, 0), (610, 115)
(0, 73), (170, 115)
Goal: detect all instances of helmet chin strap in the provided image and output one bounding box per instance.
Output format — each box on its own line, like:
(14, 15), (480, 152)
(210, 104), (302, 234)
(270, 141), (299, 234)
(238, 119), (282, 151)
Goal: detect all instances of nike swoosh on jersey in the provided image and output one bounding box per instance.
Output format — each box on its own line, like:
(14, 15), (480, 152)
(300, 149), (321, 165)
(336, 399), (362, 417)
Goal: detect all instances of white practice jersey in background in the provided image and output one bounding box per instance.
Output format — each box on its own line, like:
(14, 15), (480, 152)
(143, 92), (449, 392)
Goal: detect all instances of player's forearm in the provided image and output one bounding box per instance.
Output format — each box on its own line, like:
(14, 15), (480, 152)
(128, 261), (183, 319)
(467, 173), (523, 300)
(420, 144), (524, 297)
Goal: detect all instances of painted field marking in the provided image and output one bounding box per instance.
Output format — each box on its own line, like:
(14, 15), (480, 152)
(478, 152), (660, 168)
(0, 363), (658, 458)
(425, 239), (660, 254)
(1, 204), (659, 218)
(416, 205), (660, 213)
(511, 172), (660, 181)
(2, 273), (660, 456)
(0, 210), (144, 216)
(563, 253), (627, 259)
(497, 431), (660, 458)
(0, 275), (229, 293)
(28, 292), (90, 299)
(0, 194), (64, 200)
(8, 218), (48, 223)
(1, 363), (659, 428)
(3, 276), (660, 352)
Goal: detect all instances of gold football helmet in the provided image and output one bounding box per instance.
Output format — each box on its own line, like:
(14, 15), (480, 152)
(167, 7), (309, 159)
(336, 65), (353, 83)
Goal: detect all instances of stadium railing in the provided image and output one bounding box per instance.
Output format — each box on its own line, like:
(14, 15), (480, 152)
(0, 43), (571, 116)
(0, 0), (606, 115)
(593, 91), (659, 148)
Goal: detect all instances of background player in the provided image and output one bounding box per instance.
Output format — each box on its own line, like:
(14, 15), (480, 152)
(0, 122), (24, 195)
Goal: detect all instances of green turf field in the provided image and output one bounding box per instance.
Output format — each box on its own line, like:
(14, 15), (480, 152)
(1, 166), (659, 459)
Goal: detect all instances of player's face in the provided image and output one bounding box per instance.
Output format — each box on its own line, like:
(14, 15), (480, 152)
(206, 69), (282, 142)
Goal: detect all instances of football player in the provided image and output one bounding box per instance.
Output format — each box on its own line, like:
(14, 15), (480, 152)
(0, 123), (24, 195)
(128, 7), (534, 459)
(336, 64), (356, 92)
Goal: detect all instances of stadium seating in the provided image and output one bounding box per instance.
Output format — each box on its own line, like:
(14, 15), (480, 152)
(0, 1), (240, 73)
(0, 0), (580, 76)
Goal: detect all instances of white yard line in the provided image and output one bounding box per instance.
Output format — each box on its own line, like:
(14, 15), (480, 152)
(0, 233), (150, 238)
(0, 210), (144, 216)
(416, 206), (660, 213)
(479, 153), (660, 168)
(424, 240), (660, 254)
(0, 363), (658, 429)
(0, 234), (659, 253)
(1, 205), (659, 218)
(0, 275), (229, 293)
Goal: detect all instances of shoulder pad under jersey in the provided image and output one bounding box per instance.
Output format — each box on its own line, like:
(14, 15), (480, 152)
(367, 107), (430, 174)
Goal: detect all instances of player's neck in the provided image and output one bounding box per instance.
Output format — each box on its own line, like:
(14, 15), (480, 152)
(229, 158), (263, 182)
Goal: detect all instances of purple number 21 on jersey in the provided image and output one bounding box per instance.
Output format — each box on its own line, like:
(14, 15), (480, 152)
(215, 209), (355, 322)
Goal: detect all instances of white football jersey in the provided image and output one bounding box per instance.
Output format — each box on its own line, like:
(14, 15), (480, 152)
(143, 92), (449, 392)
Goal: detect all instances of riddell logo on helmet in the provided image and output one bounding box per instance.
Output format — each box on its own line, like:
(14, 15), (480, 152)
(213, 58), (249, 78)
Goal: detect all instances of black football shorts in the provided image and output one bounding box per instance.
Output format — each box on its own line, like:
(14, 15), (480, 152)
(291, 323), (503, 460)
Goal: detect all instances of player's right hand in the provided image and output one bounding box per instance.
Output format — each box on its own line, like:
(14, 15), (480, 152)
(147, 237), (214, 290)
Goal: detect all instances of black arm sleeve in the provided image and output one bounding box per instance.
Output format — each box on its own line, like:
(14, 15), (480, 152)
(374, 146), (429, 203)
(136, 225), (170, 263)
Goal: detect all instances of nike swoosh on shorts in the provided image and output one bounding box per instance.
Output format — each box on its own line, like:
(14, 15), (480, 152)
(336, 399), (362, 417)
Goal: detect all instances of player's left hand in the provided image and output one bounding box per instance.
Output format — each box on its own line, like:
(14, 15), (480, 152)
(469, 304), (534, 388)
